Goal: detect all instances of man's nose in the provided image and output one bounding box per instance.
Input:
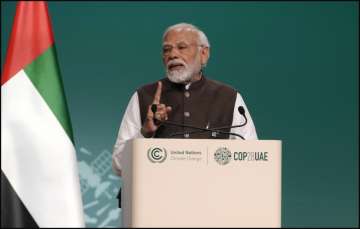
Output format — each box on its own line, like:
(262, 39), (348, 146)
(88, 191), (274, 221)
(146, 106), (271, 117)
(168, 54), (178, 60)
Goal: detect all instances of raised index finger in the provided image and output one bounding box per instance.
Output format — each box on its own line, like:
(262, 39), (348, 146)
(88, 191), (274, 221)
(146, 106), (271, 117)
(153, 81), (162, 104)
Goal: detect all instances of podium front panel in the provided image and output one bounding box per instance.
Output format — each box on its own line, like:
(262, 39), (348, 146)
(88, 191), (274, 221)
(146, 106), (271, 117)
(122, 139), (281, 227)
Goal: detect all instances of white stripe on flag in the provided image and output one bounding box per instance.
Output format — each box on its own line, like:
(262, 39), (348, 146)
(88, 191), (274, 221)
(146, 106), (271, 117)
(1, 70), (85, 227)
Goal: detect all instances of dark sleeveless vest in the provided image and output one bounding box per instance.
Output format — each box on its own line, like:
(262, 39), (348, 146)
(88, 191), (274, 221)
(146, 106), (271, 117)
(137, 76), (237, 139)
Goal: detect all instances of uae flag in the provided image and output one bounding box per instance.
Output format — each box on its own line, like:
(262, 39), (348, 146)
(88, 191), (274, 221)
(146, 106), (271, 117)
(1, 1), (85, 227)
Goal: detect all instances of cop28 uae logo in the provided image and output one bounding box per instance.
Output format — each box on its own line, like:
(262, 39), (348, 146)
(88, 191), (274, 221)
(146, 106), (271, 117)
(148, 147), (167, 163)
(214, 147), (232, 165)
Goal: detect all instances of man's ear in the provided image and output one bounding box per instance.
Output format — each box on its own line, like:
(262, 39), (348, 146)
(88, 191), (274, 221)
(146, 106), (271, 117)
(200, 46), (210, 66)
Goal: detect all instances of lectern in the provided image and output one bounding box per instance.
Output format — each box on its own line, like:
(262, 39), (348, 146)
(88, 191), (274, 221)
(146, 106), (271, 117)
(122, 139), (281, 227)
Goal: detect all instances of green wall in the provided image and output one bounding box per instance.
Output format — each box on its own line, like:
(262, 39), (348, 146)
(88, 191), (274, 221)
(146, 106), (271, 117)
(1, 1), (358, 227)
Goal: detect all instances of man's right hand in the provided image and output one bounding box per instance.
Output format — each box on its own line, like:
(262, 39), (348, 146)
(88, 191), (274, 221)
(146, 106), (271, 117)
(141, 81), (172, 138)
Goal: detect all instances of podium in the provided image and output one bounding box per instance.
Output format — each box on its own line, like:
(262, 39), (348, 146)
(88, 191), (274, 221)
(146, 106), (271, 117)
(122, 139), (282, 227)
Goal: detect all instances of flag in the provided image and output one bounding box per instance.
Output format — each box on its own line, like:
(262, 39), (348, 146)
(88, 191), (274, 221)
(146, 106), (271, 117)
(1, 1), (85, 227)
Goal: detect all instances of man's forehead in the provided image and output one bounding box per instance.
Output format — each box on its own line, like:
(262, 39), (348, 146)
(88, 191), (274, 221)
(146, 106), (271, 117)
(163, 29), (198, 44)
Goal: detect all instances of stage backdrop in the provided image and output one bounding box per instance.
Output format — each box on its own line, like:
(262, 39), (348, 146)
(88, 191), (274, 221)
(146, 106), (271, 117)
(1, 1), (358, 228)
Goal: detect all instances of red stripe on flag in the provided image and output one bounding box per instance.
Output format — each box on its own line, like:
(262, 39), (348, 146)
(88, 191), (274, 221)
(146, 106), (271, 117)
(1, 1), (55, 86)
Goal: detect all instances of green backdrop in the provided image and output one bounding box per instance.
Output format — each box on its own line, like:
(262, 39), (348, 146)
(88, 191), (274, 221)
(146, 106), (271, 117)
(1, 1), (358, 227)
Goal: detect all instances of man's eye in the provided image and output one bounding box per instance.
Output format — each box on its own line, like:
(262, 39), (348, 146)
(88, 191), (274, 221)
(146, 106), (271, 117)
(178, 45), (187, 50)
(163, 47), (171, 52)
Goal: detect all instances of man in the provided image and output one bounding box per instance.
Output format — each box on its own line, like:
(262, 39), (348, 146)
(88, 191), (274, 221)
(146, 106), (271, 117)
(112, 23), (258, 176)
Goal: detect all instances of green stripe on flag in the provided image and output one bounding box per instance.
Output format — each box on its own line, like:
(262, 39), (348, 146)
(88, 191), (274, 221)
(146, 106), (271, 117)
(24, 46), (74, 143)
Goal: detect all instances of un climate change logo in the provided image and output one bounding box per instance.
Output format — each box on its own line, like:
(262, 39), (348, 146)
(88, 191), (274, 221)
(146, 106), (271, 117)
(214, 147), (232, 165)
(148, 147), (167, 163)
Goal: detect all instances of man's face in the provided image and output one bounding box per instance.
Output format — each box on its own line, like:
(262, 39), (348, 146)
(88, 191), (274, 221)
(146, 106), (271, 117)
(162, 29), (208, 83)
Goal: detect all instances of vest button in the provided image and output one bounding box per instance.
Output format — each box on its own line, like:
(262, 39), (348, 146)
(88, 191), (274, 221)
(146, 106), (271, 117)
(184, 91), (190, 98)
(184, 112), (190, 117)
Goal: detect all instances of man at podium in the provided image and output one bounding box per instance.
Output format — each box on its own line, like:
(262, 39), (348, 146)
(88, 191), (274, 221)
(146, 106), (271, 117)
(112, 22), (258, 176)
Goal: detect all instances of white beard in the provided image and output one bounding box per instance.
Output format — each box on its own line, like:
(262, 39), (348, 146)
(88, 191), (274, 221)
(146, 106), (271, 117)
(166, 57), (201, 84)
(166, 66), (193, 84)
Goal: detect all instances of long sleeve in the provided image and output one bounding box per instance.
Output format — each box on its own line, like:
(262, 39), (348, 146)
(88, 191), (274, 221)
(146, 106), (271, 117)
(112, 92), (143, 176)
(230, 92), (258, 140)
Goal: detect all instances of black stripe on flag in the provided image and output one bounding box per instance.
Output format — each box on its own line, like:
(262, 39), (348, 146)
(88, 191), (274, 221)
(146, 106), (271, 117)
(1, 171), (39, 228)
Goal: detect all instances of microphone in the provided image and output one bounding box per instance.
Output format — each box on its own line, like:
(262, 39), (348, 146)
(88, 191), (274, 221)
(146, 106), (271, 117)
(238, 106), (245, 115)
(151, 104), (243, 138)
(151, 104), (157, 113)
(151, 104), (161, 126)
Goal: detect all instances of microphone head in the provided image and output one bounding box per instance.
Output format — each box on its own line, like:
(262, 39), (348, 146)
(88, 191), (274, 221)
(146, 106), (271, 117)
(151, 104), (157, 113)
(238, 106), (245, 115)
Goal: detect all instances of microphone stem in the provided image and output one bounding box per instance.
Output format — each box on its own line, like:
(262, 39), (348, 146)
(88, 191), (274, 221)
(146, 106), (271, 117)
(158, 111), (248, 140)
(161, 120), (211, 132)
(211, 116), (248, 131)
(169, 130), (244, 139)
(164, 119), (246, 139)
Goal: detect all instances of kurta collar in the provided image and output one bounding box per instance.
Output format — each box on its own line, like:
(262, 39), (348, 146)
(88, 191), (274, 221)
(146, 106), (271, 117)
(162, 75), (206, 91)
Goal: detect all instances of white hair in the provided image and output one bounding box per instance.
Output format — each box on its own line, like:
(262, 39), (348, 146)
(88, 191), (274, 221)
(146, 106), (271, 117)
(162, 23), (210, 48)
